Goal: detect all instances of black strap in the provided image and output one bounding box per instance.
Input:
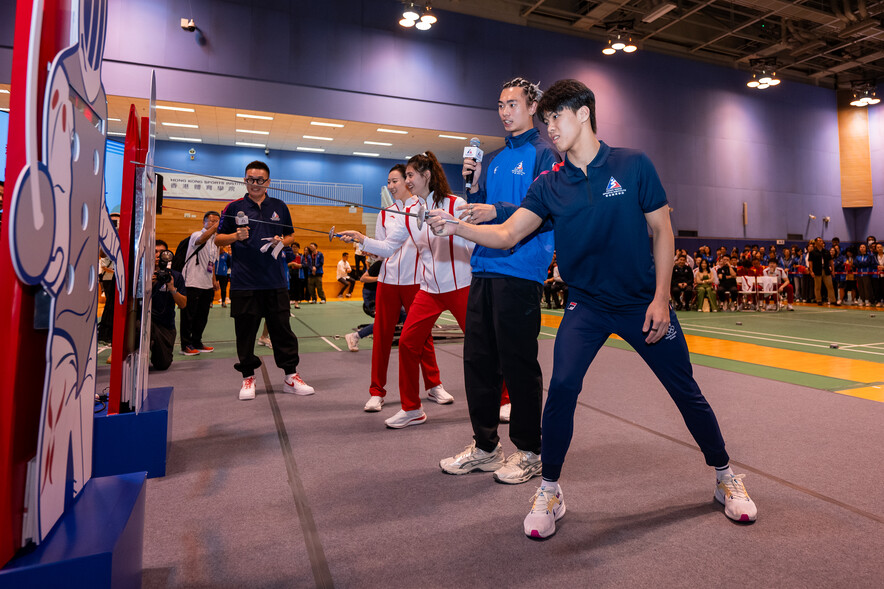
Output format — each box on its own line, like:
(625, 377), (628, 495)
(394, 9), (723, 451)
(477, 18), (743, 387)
(185, 241), (206, 267)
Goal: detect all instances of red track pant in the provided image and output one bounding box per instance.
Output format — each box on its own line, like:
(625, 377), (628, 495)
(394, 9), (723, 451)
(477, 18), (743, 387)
(370, 282), (440, 398)
(398, 287), (469, 411)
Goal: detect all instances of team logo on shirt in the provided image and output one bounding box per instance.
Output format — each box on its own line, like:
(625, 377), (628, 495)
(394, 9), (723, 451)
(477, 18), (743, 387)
(567, 302), (577, 311)
(603, 177), (626, 198)
(493, 165), (499, 175)
(512, 161), (525, 175)
(665, 323), (678, 341)
(271, 211), (280, 221)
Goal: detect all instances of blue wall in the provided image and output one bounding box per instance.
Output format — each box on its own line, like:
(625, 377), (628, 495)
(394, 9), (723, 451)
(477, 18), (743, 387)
(153, 140), (464, 209)
(1, 0), (879, 240)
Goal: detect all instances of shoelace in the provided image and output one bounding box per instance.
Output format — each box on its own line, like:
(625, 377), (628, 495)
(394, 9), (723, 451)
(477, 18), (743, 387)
(529, 487), (559, 514)
(506, 451), (529, 467)
(244, 376), (256, 386)
(290, 374), (305, 385)
(720, 474), (750, 500)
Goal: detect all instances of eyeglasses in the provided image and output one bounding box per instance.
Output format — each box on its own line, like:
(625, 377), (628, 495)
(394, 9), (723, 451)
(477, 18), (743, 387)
(245, 177), (269, 185)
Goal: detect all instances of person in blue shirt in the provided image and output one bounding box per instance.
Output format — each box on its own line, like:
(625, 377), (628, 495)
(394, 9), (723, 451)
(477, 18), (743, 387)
(215, 160), (315, 400)
(303, 243), (327, 303)
(429, 79), (757, 539)
(440, 78), (560, 485)
(216, 245), (231, 308)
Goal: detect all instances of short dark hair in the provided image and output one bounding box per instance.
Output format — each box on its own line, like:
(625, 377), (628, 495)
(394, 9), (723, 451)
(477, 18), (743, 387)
(342, 252), (348, 257)
(156, 239), (168, 249)
(204, 210), (220, 222)
(292, 241), (300, 248)
(245, 160), (270, 176)
(389, 164), (406, 177)
(536, 79), (597, 133)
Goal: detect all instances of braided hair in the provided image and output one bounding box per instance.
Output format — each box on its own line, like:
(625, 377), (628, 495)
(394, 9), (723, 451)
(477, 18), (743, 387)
(406, 151), (452, 208)
(502, 77), (543, 107)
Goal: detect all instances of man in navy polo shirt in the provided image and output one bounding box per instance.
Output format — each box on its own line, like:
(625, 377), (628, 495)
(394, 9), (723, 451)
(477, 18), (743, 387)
(429, 79), (757, 539)
(215, 160), (315, 400)
(439, 78), (560, 485)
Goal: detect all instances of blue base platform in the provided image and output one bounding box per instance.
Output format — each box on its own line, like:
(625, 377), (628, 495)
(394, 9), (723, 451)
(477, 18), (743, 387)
(0, 471), (147, 589)
(93, 387), (174, 479)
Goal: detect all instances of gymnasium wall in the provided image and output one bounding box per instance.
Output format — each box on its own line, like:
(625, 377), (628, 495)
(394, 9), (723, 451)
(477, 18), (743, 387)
(0, 0), (878, 241)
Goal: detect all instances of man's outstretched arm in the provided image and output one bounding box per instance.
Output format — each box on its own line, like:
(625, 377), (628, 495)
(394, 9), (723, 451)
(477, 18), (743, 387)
(427, 206), (543, 250)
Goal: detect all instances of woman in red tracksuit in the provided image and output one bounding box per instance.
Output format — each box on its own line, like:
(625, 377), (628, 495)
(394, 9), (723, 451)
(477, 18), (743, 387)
(360, 164), (447, 414)
(341, 152), (474, 429)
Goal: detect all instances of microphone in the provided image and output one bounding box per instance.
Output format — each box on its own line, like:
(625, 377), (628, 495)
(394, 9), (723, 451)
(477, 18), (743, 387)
(463, 138), (483, 191)
(235, 211), (249, 226)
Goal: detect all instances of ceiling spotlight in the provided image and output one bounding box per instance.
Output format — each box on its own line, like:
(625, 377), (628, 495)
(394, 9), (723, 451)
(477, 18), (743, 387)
(402, 3), (419, 20)
(849, 81), (880, 108)
(415, 20), (431, 30)
(603, 23), (637, 55)
(746, 60), (779, 90)
(420, 6), (436, 24)
(399, 18), (415, 27)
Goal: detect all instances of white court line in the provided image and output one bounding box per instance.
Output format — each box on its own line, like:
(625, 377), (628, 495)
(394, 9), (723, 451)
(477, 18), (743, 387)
(437, 315), (557, 338)
(838, 341), (884, 350)
(679, 325), (884, 357)
(680, 322), (854, 345)
(321, 337), (342, 351)
(97, 345), (110, 354)
(747, 313), (884, 330)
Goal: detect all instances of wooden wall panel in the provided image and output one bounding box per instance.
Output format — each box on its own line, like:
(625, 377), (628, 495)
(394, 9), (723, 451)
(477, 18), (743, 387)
(837, 90), (874, 208)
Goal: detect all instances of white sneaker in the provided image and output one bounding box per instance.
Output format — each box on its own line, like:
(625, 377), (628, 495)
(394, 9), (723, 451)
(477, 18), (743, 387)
(384, 408), (426, 429)
(439, 441), (504, 475)
(524, 483), (566, 539)
(499, 403), (512, 423)
(715, 473), (758, 523)
(364, 395), (384, 412)
(493, 450), (542, 484)
(257, 336), (273, 349)
(345, 332), (360, 352)
(787, 304), (794, 311)
(239, 376), (256, 400)
(283, 373), (315, 396)
(426, 384), (454, 404)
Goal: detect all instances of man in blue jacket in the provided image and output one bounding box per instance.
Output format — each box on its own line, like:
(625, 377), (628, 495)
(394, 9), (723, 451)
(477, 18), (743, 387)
(439, 78), (560, 485)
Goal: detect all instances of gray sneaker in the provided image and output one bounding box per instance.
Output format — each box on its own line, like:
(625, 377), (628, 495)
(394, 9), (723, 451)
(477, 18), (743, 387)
(440, 441), (504, 475)
(493, 450), (542, 484)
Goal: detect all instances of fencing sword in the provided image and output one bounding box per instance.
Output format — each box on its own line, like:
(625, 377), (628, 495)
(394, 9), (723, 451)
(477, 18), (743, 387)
(132, 162), (461, 230)
(161, 204), (344, 242)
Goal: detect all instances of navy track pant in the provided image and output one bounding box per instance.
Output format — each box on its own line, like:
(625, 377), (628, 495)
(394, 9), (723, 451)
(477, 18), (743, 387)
(541, 302), (729, 481)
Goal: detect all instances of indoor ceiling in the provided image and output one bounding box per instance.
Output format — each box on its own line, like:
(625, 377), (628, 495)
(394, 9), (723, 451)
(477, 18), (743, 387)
(434, 0), (884, 88)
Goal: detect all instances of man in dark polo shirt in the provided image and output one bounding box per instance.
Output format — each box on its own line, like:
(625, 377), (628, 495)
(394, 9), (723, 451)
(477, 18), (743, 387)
(151, 240), (187, 371)
(429, 79), (756, 539)
(215, 160), (315, 400)
(808, 237), (835, 305)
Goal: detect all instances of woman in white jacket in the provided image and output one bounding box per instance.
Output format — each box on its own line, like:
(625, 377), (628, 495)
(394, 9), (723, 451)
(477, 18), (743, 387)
(341, 151), (474, 429)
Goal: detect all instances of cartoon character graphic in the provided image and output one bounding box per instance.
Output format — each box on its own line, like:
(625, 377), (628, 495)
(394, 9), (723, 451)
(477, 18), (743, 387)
(6, 0), (123, 543)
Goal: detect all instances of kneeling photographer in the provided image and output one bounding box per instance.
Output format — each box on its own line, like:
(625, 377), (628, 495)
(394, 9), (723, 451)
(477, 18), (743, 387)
(152, 240), (187, 370)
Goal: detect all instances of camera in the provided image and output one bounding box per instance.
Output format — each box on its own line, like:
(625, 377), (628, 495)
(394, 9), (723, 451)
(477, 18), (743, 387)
(155, 250), (174, 285)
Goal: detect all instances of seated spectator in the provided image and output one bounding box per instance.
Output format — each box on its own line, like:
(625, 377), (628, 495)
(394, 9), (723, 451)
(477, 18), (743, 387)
(694, 258), (719, 312)
(763, 260), (794, 311)
(336, 252), (356, 298)
(716, 255), (739, 311)
(543, 254), (568, 309)
(671, 254), (694, 311)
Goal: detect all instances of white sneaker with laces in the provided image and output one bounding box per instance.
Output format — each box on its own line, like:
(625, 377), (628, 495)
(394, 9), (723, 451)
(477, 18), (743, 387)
(524, 483), (566, 539)
(364, 395), (384, 412)
(715, 473), (757, 522)
(239, 376), (256, 400)
(384, 408), (426, 429)
(283, 373), (315, 396)
(499, 403), (512, 423)
(493, 450), (541, 484)
(345, 332), (360, 352)
(439, 441), (504, 475)
(426, 384), (454, 404)
(257, 336), (273, 349)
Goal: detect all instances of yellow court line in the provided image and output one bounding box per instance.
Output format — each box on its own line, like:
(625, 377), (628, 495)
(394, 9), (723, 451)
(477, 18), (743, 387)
(540, 312), (883, 384)
(833, 386), (884, 403)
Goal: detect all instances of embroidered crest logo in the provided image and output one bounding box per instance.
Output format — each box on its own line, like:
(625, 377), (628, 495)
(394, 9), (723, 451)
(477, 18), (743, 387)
(271, 211), (280, 221)
(567, 302), (577, 311)
(512, 161), (525, 175)
(603, 176), (626, 198)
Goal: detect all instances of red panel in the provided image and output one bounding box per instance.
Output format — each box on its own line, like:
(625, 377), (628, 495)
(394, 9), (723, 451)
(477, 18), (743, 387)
(108, 106), (141, 415)
(0, 0), (71, 568)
